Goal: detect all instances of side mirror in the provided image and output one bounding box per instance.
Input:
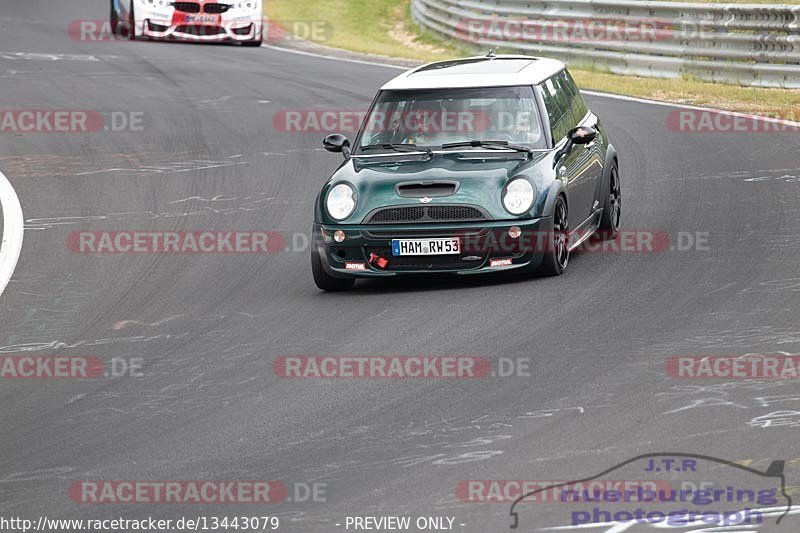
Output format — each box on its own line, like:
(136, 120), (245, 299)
(555, 126), (597, 166)
(323, 134), (351, 158)
(568, 125), (597, 145)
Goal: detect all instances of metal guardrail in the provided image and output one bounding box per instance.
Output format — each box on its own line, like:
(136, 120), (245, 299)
(411, 0), (800, 88)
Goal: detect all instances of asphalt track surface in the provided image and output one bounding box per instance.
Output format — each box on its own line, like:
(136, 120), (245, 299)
(1, 1), (800, 532)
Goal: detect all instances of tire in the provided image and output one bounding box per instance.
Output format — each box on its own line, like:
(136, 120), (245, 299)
(242, 30), (264, 47)
(598, 163), (621, 239)
(537, 196), (569, 276)
(312, 250), (355, 291)
(128, 1), (136, 41)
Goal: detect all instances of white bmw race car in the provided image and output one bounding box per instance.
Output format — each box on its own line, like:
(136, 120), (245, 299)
(110, 0), (263, 46)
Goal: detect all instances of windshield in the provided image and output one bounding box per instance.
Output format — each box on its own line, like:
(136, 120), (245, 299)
(356, 86), (547, 152)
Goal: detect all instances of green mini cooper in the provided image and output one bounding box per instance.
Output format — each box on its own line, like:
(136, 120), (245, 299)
(312, 54), (621, 291)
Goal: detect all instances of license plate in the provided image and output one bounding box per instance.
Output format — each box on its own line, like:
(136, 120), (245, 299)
(391, 238), (460, 256)
(185, 15), (219, 24)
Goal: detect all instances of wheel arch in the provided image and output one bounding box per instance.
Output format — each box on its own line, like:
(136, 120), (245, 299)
(541, 180), (568, 219)
(602, 143), (619, 196)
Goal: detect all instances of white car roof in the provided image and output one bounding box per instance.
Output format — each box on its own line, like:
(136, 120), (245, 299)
(381, 54), (566, 91)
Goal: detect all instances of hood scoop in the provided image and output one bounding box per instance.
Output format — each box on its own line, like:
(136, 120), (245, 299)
(396, 181), (458, 198)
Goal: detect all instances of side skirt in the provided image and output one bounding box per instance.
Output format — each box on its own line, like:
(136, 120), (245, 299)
(568, 209), (602, 252)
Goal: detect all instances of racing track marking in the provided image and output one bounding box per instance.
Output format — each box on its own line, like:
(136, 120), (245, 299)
(0, 52), (117, 62)
(262, 44), (800, 128)
(0, 168), (24, 298)
(262, 43), (409, 70)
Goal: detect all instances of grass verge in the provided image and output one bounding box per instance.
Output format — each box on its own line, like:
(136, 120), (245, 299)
(265, 0), (800, 120)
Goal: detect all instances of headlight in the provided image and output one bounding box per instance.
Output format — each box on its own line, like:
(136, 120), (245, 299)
(326, 183), (357, 221)
(502, 178), (535, 215)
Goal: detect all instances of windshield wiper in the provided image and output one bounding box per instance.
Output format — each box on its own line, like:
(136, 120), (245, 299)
(440, 140), (532, 158)
(360, 143), (432, 157)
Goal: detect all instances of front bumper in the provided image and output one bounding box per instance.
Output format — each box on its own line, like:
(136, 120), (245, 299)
(314, 218), (550, 278)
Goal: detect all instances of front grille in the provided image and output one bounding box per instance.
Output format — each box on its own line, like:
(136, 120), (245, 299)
(204, 3), (232, 13)
(365, 247), (483, 271)
(366, 205), (487, 224)
(174, 25), (226, 35)
(172, 2), (201, 13)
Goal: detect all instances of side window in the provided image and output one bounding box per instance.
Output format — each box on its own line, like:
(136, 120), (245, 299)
(552, 72), (576, 133)
(539, 73), (573, 143)
(539, 78), (560, 138)
(562, 70), (589, 124)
